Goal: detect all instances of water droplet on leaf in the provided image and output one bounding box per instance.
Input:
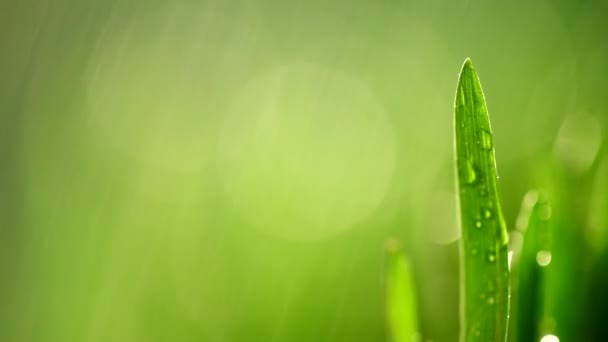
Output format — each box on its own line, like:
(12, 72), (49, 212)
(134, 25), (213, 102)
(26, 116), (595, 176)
(480, 130), (493, 150)
(540, 334), (559, 342)
(462, 160), (476, 184)
(487, 251), (496, 263)
(536, 250), (552, 267)
(459, 90), (466, 106)
(483, 208), (492, 219)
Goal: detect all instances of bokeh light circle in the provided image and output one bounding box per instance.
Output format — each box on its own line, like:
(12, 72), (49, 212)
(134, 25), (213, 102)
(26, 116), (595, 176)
(217, 63), (397, 241)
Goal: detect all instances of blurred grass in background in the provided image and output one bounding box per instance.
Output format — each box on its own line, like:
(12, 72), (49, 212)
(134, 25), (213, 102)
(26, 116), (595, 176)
(0, 0), (607, 341)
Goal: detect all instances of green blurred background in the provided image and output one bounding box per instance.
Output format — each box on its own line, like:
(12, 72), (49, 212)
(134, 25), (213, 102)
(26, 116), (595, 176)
(1, 0), (607, 341)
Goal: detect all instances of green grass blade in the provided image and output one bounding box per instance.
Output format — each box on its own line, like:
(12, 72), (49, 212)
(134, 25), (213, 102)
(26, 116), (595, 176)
(454, 58), (509, 342)
(512, 192), (552, 342)
(385, 240), (420, 342)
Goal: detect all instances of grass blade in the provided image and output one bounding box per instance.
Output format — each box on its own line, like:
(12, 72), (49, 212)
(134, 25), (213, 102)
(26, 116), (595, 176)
(385, 240), (420, 342)
(454, 58), (509, 342)
(511, 192), (552, 342)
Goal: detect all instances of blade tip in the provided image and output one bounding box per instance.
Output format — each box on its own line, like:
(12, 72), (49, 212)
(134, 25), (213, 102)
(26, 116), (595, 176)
(463, 57), (473, 69)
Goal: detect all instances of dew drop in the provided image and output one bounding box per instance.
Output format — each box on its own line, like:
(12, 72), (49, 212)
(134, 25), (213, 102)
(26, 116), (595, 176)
(475, 220), (482, 229)
(480, 130), (493, 150)
(462, 160), (476, 184)
(483, 208), (492, 219)
(540, 334), (559, 342)
(487, 251), (496, 263)
(459, 90), (466, 106)
(536, 250), (552, 267)
(487, 296), (495, 305)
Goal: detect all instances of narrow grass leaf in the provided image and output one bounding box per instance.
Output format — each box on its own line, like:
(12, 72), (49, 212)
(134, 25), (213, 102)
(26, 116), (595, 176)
(588, 156), (608, 253)
(385, 240), (420, 342)
(512, 192), (552, 342)
(454, 58), (509, 342)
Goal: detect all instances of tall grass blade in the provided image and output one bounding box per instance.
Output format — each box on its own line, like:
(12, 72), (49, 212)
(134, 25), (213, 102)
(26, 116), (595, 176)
(385, 240), (420, 342)
(454, 58), (509, 342)
(512, 192), (552, 342)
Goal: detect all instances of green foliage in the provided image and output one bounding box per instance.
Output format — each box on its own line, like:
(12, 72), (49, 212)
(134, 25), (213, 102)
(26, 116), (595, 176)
(454, 58), (509, 342)
(2, 2), (607, 339)
(385, 240), (419, 342)
(509, 192), (552, 342)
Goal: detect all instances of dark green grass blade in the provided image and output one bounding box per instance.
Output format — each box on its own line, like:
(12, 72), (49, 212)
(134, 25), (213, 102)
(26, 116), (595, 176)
(513, 192), (552, 342)
(385, 240), (419, 342)
(454, 58), (509, 342)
